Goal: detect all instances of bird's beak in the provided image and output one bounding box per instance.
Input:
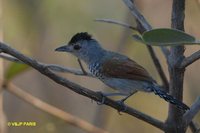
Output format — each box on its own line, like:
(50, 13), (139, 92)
(55, 45), (71, 52)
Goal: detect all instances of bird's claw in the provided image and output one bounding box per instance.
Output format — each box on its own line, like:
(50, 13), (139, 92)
(96, 91), (106, 105)
(97, 97), (105, 105)
(116, 100), (127, 113)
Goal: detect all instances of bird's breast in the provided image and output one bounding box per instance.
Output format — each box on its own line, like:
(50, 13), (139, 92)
(88, 63), (105, 80)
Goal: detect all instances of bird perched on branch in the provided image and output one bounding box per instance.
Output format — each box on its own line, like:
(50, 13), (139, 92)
(55, 32), (189, 111)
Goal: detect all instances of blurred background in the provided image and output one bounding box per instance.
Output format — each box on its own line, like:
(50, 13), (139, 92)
(1, 0), (200, 133)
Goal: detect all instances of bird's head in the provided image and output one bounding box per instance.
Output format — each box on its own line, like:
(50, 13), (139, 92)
(55, 32), (104, 63)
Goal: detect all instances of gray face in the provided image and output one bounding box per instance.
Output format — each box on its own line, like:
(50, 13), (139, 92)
(55, 32), (105, 64)
(55, 40), (95, 57)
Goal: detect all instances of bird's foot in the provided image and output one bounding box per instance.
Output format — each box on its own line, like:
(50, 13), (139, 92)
(116, 99), (127, 114)
(96, 91), (106, 105)
(95, 92), (128, 105)
(115, 92), (137, 114)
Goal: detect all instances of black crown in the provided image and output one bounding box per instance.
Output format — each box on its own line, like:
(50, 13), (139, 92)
(69, 32), (93, 44)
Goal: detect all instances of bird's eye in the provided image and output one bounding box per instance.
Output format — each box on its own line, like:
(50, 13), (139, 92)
(73, 44), (81, 50)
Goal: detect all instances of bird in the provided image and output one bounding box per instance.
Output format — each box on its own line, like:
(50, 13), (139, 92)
(55, 32), (189, 111)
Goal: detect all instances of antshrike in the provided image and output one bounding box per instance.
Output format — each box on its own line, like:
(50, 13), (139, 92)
(55, 32), (189, 111)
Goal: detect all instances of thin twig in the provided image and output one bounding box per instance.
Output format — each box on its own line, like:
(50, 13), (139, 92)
(161, 46), (170, 59)
(95, 19), (137, 31)
(181, 50), (200, 68)
(0, 53), (93, 76)
(0, 54), (22, 63)
(183, 97), (200, 127)
(77, 58), (88, 75)
(146, 45), (169, 90)
(5, 82), (109, 133)
(0, 42), (166, 131)
(122, 0), (151, 30)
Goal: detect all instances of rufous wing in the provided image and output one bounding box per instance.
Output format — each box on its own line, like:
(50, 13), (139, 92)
(101, 56), (155, 83)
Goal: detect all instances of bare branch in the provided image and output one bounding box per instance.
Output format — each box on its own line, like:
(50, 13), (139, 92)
(77, 58), (88, 75)
(122, 0), (151, 30)
(181, 50), (200, 68)
(147, 46), (169, 90)
(0, 53), (93, 76)
(183, 97), (200, 127)
(0, 42), (166, 130)
(95, 19), (137, 30)
(161, 47), (170, 59)
(0, 54), (22, 63)
(165, 0), (187, 133)
(5, 82), (109, 133)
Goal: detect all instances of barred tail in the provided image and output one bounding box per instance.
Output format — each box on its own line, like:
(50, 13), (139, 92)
(151, 84), (190, 111)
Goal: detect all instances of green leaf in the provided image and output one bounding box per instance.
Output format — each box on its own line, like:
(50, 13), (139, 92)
(5, 62), (30, 81)
(142, 28), (200, 46)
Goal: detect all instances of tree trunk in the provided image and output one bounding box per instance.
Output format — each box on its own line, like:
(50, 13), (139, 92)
(165, 0), (186, 132)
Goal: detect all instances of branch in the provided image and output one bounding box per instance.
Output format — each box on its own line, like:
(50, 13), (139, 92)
(0, 54), (22, 63)
(146, 46), (169, 90)
(181, 50), (200, 68)
(0, 53), (93, 77)
(183, 97), (200, 127)
(161, 47), (170, 59)
(5, 82), (108, 133)
(122, 0), (169, 89)
(0, 42), (166, 131)
(95, 19), (137, 30)
(122, 0), (151, 30)
(166, 0), (188, 132)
